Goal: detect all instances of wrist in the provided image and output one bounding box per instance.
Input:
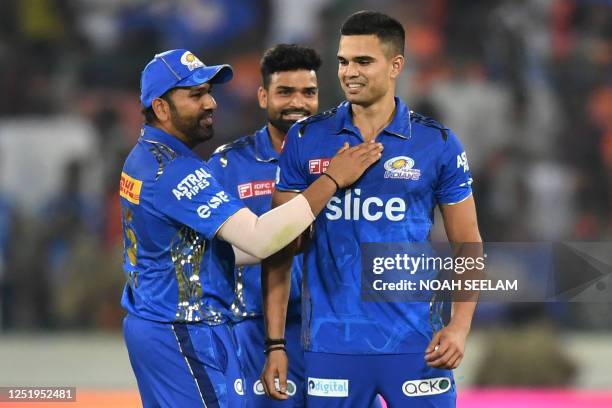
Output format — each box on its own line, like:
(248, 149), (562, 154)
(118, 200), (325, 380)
(448, 318), (472, 333)
(321, 172), (341, 190)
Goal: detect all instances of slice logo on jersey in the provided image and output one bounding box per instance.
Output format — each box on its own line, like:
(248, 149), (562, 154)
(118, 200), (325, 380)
(120, 172), (143, 205)
(234, 378), (245, 395)
(384, 156), (421, 180)
(307, 377), (349, 397)
(197, 191), (230, 218)
(173, 168), (212, 201)
(237, 180), (275, 199)
(402, 377), (451, 397)
(253, 379), (297, 396)
(325, 188), (406, 222)
(308, 158), (331, 174)
(180, 51), (205, 71)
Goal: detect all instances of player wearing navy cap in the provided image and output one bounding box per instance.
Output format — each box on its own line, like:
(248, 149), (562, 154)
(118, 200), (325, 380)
(261, 11), (482, 408)
(207, 44), (321, 407)
(120, 48), (383, 408)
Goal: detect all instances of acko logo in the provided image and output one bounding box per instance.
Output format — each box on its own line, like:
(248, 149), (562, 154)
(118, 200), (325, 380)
(253, 380), (297, 396)
(307, 377), (348, 397)
(173, 168), (212, 201)
(197, 191), (230, 218)
(234, 379), (244, 395)
(325, 189), (406, 222)
(402, 377), (451, 397)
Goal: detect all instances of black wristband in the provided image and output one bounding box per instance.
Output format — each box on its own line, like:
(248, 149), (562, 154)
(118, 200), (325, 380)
(264, 338), (286, 347)
(322, 172), (340, 190)
(264, 345), (287, 355)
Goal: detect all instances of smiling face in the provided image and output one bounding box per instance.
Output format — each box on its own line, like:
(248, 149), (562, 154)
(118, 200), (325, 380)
(155, 83), (217, 146)
(258, 69), (319, 133)
(337, 34), (403, 108)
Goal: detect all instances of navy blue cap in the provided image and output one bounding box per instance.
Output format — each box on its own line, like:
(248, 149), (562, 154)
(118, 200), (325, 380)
(140, 49), (233, 107)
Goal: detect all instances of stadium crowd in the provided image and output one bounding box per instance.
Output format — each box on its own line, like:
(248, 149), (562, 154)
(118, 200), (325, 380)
(0, 0), (609, 350)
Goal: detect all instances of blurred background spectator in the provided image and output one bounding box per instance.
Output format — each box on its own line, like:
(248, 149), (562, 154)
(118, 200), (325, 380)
(0, 0), (610, 393)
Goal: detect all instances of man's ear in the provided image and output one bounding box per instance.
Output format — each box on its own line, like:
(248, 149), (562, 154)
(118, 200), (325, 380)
(390, 55), (405, 79)
(151, 97), (171, 123)
(257, 86), (268, 109)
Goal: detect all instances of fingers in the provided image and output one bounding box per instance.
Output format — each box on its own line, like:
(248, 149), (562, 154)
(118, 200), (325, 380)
(447, 353), (463, 370)
(427, 348), (454, 368)
(335, 142), (350, 155)
(426, 340), (463, 369)
(425, 331), (442, 354)
(261, 355), (289, 400)
(350, 142), (383, 166)
(347, 141), (383, 156)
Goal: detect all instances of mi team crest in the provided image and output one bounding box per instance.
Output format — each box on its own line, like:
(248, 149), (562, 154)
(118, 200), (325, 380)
(180, 51), (205, 71)
(384, 156), (421, 180)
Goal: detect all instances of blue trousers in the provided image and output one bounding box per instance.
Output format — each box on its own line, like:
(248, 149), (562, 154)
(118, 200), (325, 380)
(305, 352), (455, 407)
(123, 314), (245, 408)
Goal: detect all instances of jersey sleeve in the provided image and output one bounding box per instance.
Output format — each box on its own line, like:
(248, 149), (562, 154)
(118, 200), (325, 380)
(434, 129), (473, 205)
(275, 124), (308, 192)
(154, 157), (244, 239)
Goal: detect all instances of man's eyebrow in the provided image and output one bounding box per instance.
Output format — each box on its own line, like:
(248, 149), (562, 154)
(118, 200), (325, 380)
(276, 85), (296, 91)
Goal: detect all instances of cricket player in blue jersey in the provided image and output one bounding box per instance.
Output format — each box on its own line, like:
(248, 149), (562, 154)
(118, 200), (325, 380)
(120, 48), (383, 408)
(208, 44), (322, 407)
(261, 11), (482, 408)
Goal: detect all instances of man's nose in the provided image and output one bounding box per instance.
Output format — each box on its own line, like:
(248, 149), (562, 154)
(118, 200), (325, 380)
(202, 93), (217, 110)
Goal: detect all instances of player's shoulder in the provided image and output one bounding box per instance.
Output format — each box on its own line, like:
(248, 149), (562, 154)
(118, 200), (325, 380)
(292, 106), (339, 139)
(209, 134), (255, 170)
(409, 111), (451, 142)
(211, 134), (255, 157)
(123, 138), (183, 181)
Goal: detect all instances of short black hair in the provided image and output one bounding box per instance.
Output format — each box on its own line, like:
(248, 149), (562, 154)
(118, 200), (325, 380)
(260, 44), (322, 88)
(141, 89), (177, 125)
(340, 10), (405, 57)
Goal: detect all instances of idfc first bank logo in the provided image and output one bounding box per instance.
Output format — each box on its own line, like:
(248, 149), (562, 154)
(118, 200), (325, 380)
(307, 377), (349, 397)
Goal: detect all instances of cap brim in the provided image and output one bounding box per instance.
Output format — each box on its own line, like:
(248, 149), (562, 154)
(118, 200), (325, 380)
(176, 65), (233, 88)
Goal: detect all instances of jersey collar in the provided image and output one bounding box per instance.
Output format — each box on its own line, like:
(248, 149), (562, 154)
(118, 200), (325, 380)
(140, 124), (198, 158)
(254, 125), (279, 162)
(335, 97), (412, 140)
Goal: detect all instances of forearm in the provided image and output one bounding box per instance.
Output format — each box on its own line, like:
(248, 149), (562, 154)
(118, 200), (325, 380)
(441, 197), (482, 332)
(450, 299), (477, 330)
(232, 245), (260, 266)
(218, 176), (337, 259)
(262, 247), (294, 340)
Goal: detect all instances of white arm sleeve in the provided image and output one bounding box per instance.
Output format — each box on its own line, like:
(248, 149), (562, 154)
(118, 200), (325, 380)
(218, 194), (314, 259)
(232, 245), (261, 266)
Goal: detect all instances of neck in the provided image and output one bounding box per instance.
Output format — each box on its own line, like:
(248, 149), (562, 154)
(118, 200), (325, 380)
(267, 123), (286, 154)
(155, 122), (194, 149)
(351, 94), (396, 142)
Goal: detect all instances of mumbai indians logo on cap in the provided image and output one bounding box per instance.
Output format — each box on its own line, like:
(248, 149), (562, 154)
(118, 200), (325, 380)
(384, 156), (421, 180)
(180, 51), (204, 71)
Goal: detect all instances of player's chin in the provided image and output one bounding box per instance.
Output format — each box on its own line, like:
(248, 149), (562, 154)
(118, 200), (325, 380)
(343, 90), (367, 104)
(192, 126), (214, 144)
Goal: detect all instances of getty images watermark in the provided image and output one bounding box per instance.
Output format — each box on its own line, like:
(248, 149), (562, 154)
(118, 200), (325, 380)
(360, 242), (612, 303)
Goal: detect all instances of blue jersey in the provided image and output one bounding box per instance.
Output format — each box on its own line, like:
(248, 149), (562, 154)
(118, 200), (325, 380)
(276, 98), (473, 354)
(208, 126), (303, 320)
(120, 124), (245, 324)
